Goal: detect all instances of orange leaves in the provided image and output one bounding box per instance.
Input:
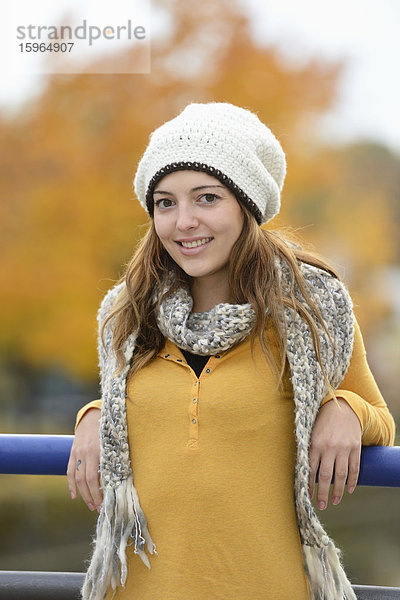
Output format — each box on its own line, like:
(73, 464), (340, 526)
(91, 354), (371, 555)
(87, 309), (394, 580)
(0, 0), (397, 378)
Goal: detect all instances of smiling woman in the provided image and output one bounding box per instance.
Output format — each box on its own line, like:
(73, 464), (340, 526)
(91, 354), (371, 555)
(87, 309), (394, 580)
(153, 171), (244, 310)
(67, 102), (395, 600)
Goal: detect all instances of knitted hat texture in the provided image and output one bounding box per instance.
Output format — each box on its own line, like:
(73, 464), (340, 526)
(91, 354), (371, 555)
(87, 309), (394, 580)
(134, 102), (286, 224)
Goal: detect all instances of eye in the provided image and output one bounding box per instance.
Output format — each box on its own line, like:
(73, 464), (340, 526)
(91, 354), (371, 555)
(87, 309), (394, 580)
(199, 193), (218, 204)
(154, 198), (175, 209)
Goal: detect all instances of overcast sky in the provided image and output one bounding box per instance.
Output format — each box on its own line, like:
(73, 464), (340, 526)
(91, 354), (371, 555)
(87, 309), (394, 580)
(1, 0), (399, 154)
(245, 0), (400, 153)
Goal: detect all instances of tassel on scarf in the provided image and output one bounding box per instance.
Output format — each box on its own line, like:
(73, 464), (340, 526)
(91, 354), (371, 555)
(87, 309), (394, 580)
(303, 542), (356, 600)
(81, 475), (157, 600)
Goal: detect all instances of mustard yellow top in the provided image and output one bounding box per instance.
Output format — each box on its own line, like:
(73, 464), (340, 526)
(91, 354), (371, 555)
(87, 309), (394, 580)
(77, 319), (395, 600)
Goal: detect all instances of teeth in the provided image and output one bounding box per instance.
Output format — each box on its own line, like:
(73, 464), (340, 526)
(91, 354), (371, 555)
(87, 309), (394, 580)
(181, 238), (212, 248)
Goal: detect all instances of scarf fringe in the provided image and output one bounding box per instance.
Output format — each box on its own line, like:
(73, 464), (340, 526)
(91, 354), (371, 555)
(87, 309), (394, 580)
(303, 542), (356, 600)
(81, 475), (157, 600)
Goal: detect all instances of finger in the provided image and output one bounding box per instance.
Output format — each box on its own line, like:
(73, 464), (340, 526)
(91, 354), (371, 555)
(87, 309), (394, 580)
(330, 453), (349, 505)
(85, 457), (102, 509)
(75, 461), (97, 511)
(347, 445), (361, 494)
(308, 447), (321, 500)
(316, 453), (335, 510)
(66, 455), (77, 499)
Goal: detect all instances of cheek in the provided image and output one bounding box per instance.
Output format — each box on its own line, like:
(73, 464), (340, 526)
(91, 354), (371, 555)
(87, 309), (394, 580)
(229, 211), (244, 243)
(154, 217), (168, 242)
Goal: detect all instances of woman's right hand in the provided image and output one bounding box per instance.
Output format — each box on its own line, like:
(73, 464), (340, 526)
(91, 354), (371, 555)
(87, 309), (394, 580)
(67, 407), (102, 512)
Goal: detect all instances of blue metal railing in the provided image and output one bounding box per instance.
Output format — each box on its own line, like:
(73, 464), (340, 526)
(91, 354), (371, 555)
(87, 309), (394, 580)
(0, 435), (399, 599)
(0, 434), (399, 486)
(0, 434), (73, 475)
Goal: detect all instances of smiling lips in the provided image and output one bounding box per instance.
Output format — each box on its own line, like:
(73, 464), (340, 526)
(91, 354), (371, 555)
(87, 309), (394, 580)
(178, 237), (213, 249)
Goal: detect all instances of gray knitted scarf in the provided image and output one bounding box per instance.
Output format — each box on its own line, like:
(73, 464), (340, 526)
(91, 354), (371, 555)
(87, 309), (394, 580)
(82, 260), (356, 600)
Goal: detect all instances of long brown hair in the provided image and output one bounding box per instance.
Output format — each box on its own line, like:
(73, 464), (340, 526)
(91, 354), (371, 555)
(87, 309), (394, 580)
(103, 201), (339, 386)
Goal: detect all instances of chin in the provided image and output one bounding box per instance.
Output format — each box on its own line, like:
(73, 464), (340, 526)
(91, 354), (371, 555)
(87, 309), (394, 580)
(180, 267), (209, 278)
(182, 264), (224, 280)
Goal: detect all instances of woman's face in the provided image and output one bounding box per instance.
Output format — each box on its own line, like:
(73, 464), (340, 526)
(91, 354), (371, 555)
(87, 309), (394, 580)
(153, 170), (244, 282)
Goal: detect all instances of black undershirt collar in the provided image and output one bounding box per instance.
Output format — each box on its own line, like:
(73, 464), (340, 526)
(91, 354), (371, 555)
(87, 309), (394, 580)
(180, 349), (210, 378)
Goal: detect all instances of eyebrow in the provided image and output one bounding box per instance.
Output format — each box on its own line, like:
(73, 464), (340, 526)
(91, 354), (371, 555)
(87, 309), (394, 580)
(153, 185), (226, 195)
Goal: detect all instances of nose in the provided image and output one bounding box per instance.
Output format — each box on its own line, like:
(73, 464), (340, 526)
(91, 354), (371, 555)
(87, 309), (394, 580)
(176, 203), (199, 231)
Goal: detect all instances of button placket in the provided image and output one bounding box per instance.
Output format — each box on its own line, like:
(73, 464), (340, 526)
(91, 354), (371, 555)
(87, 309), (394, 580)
(188, 354), (222, 445)
(187, 355), (221, 446)
(188, 379), (200, 448)
(161, 353), (200, 447)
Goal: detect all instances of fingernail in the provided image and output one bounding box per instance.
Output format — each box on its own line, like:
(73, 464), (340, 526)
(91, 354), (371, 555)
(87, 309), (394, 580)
(332, 496), (340, 505)
(318, 501), (326, 510)
(348, 486), (355, 494)
(88, 503), (95, 511)
(96, 506), (101, 514)
(70, 491), (76, 500)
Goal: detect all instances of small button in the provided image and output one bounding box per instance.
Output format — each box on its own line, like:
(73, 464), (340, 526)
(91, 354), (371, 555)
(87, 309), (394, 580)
(192, 398), (198, 404)
(192, 418), (197, 424)
(164, 354), (170, 358)
(215, 354), (220, 359)
(194, 381), (198, 386)
(177, 359), (183, 362)
(205, 368), (211, 374)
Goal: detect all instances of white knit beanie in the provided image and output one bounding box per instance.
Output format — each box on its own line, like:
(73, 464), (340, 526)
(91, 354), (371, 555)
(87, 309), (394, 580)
(134, 102), (286, 224)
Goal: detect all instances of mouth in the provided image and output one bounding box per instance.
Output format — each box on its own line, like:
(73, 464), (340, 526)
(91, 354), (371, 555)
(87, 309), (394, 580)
(177, 237), (213, 249)
(175, 236), (214, 256)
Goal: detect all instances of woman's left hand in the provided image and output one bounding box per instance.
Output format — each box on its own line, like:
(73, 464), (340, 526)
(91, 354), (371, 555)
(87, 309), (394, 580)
(309, 398), (362, 510)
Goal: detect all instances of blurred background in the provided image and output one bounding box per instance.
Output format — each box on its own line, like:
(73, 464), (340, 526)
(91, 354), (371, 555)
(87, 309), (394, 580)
(0, 0), (399, 586)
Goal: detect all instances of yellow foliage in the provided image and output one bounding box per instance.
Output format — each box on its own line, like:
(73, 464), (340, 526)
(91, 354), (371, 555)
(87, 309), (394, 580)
(0, 0), (398, 379)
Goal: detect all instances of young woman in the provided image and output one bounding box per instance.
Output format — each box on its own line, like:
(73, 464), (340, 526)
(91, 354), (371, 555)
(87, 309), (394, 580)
(67, 102), (395, 600)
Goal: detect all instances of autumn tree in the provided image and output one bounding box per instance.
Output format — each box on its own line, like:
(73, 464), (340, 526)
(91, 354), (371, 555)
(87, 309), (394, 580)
(0, 0), (397, 380)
